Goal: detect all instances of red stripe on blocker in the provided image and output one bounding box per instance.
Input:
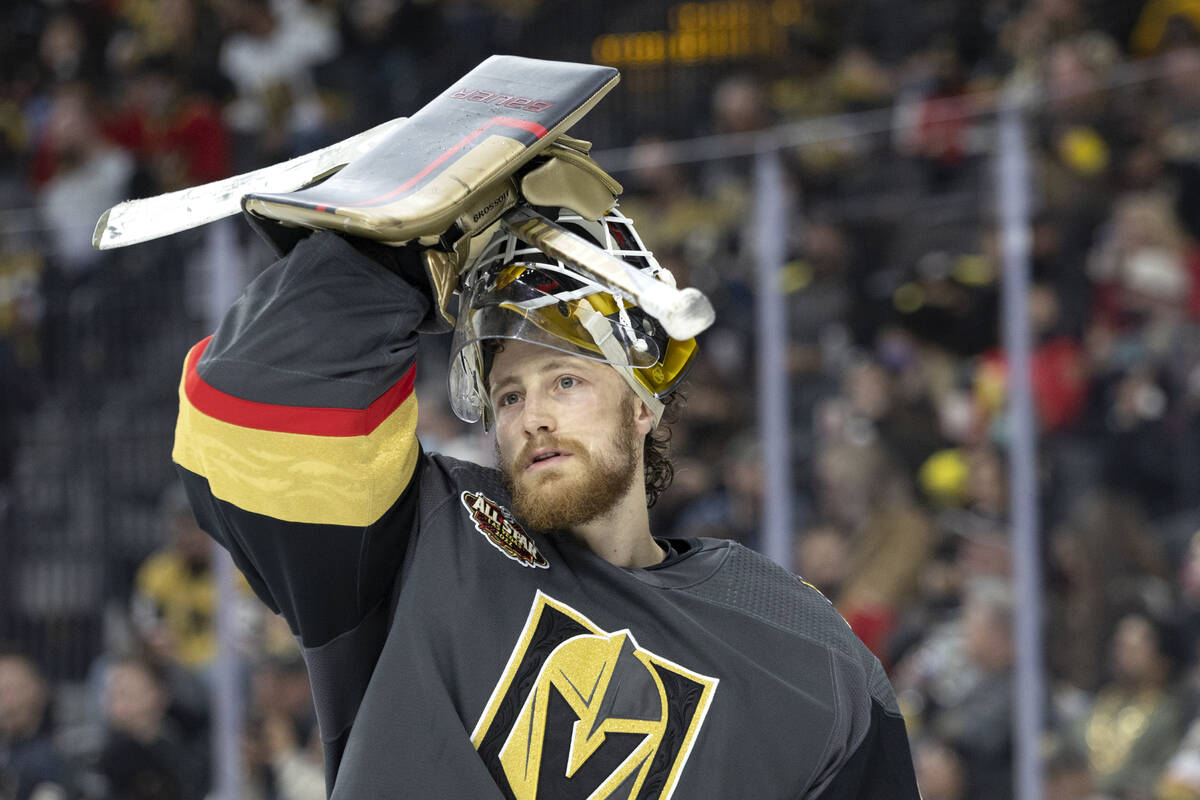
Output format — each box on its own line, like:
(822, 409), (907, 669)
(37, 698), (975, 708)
(183, 336), (416, 437)
(345, 116), (549, 209)
(313, 116), (548, 213)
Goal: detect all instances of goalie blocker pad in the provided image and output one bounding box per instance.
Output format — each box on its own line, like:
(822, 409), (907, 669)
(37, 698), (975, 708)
(241, 56), (619, 245)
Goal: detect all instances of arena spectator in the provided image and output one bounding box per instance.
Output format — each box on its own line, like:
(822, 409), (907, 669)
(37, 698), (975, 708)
(30, 81), (133, 385)
(240, 635), (322, 800)
(667, 431), (774, 548)
(106, 0), (227, 96)
(103, 57), (231, 194)
(792, 521), (853, 600)
(131, 485), (221, 676)
(812, 435), (936, 657)
(974, 283), (1088, 435)
(34, 12), (100, 89)
(31, 83), (132, 278)
(1080, 610), (1189, 798)
(215, 0), (341, 167)
(912, 737), (967, 800)
(1047, 491), (1173, 692)
(0, 651), (69, 800)
(90, 657), (206, 800)
(925, 578), (1016, 800)
(1041, 735), (1097, 800)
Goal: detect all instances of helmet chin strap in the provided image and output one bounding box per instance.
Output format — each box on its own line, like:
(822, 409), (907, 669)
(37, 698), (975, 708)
(579, 304), (665, 428)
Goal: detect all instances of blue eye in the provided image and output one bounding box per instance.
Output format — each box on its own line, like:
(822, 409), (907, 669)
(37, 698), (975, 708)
(498, 392), (520, 407)
(558, 376), (577, 389)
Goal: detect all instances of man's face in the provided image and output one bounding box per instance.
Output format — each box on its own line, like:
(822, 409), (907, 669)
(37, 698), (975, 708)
(0, 657), (46, 738)
(105, 662), (166, 737)
(1111, 614), (1165, 685)
(489, 341), (651, 533)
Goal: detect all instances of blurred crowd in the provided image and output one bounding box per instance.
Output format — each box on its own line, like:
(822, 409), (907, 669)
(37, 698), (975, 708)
(4, 0), (1200, 799)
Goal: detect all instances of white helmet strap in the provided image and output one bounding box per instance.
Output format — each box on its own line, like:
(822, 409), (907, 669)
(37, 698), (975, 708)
(579, 304), (665, 428)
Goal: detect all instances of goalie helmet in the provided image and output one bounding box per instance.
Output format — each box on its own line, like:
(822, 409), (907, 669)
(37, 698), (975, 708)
(448, 207), (697, 429)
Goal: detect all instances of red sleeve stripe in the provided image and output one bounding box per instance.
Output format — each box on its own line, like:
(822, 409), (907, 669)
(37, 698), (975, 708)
(183, 336), (417, 437)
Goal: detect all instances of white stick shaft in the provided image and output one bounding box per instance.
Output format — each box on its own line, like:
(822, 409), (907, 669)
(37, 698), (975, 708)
(93, 117), (407, 249)
(501, 205), (714, 340)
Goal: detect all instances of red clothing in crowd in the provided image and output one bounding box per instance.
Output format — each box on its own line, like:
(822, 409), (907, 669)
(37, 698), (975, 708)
(978, 336), (1089, 434)
(102, 97), (230, 187)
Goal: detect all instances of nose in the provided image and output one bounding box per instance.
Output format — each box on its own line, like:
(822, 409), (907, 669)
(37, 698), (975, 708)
(521, 390), (556, 436)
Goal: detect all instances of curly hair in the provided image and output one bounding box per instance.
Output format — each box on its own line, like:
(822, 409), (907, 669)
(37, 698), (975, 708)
(644, 388), (683, 508)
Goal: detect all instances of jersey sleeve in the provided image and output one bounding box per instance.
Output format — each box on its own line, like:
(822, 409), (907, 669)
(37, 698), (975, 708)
(680, 544), (921, 799)
(794, 578), (919, 799)
(811, 653), (921, 799)
(172, 231), (429, 766)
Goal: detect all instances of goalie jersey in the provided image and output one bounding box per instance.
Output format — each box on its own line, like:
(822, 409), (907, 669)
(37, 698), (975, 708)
(174, 232), (919, 799)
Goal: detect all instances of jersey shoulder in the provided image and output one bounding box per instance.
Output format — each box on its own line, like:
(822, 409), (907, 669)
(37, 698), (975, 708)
(417, 450), (509, 515)
(684, 540), (894, 701)
(686, 539), (846, 644)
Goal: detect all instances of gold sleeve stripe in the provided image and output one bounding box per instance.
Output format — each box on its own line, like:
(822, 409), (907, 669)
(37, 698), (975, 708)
(183, 336), (417, 436)
(172, 353), (420, 528)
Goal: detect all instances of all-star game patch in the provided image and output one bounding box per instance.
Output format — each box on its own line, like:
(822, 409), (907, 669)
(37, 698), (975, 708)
(461, 491), (549, 569)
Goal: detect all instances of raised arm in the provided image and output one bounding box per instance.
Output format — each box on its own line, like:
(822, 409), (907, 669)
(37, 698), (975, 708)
(174, 230), (431, 677)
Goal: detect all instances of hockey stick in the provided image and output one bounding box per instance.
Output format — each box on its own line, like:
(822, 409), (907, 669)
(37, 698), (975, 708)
(500, 204), (715, 340)
(92, 116), (407, 250)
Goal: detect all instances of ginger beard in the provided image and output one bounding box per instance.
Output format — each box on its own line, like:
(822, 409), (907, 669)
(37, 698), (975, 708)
(498, 393), (642, 534)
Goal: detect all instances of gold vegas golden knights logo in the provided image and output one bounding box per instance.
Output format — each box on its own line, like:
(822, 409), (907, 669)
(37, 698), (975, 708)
(471, 592), (719, 799)
(462, 491), (549, 569)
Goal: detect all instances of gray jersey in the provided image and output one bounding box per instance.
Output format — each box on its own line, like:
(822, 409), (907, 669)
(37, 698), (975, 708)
(176, 232), (918, 798)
